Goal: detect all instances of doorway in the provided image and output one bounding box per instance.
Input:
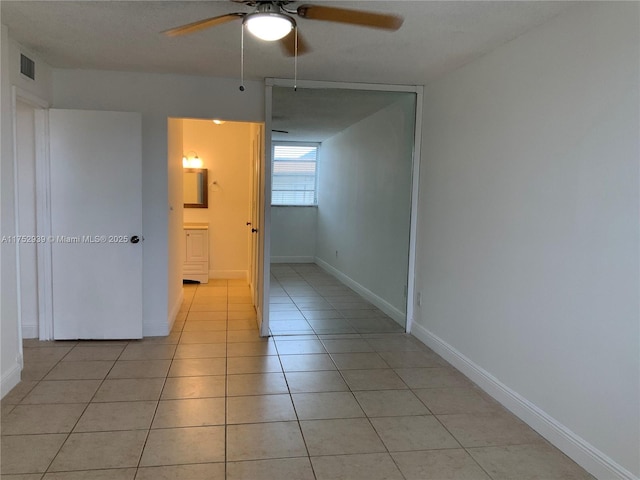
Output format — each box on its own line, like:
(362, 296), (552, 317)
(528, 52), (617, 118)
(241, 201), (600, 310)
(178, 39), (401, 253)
(14, 99), (39, 339)
(12, 88), (51, 342)
(170, 118), (265, 329)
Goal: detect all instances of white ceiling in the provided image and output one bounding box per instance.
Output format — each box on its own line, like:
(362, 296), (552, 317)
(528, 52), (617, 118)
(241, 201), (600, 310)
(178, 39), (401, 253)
(272, 87), (411, 142)
(1, 1), (575, 141)
(1, 1), (575, 86)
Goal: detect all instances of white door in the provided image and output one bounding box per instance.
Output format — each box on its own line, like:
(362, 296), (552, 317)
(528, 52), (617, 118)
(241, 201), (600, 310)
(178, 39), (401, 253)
(49, 109), (143, 339)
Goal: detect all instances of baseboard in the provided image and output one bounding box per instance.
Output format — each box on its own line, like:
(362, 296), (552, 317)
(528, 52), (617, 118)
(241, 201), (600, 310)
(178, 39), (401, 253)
(1, 360), (22, 399)
(411, 322), (638, 480)
(21, 324), (38, 339)
(271, 256), (315, 264)
(167, 288), (184, 333)
(209, 270), (248, 279)
(314, 257), (405, 325)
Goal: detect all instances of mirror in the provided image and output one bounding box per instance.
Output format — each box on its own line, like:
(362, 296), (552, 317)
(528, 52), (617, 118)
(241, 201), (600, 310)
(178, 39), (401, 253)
(183, 168), (208, 208)
(270, 86), (416, 334)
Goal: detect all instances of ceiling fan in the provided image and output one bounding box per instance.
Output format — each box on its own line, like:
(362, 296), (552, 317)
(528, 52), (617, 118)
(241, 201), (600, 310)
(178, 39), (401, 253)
(163, 1), (404, 57)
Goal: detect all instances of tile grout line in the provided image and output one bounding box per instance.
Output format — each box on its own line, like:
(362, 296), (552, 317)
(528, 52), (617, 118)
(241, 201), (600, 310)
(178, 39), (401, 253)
(134, 298), (188, 475)
(274, 329), (320, 480)
(41, 339), (132, 475)
(223, 279), (229, 478)
(336, 344), (412, 480)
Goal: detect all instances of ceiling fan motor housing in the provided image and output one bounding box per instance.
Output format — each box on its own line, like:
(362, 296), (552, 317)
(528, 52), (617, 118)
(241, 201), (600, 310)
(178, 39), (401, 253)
(243, 2), (296, 41)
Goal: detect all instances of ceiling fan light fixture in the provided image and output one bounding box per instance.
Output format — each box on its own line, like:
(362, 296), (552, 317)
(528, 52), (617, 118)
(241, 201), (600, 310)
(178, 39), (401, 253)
(244, 12), (294, 41)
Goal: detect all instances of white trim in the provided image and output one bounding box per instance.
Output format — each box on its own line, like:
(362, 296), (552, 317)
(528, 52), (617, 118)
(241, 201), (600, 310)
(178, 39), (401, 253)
(1, 360), (22, 399)
(208, 269), (248, 279)
(271, 256), (314, 264)
(266, 78), (422, 94)
(12, 87), (49, 109)
(405, 86), (423, 336)
(35, 108), (53, 341)
(167, 288), (184, 333)
(411, 323), (638, 480)
(315, 257), (405, 326)
(11, 87), (25, 362)
(21, 325), (38, 339)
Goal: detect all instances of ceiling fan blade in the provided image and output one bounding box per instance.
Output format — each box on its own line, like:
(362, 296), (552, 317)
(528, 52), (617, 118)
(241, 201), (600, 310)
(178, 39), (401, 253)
(278, 30), (311, 57)
(296, 5), (403, 30)
(163, 13), (245, 37)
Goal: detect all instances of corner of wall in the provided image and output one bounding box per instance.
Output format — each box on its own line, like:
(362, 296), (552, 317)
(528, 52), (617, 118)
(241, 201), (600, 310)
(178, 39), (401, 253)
(166, 117), (184, 338)
(21, 325), (38, 339)
(167, 287), (184, 333)
(1, 356), (22, 399)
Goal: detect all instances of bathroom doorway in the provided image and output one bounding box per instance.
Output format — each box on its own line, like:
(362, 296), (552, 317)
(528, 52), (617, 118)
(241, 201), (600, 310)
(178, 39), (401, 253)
(170, 118), (265, 329)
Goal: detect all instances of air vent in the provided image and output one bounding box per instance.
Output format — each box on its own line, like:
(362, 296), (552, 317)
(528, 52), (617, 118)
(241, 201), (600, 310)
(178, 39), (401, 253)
(20, 54), (35, 80)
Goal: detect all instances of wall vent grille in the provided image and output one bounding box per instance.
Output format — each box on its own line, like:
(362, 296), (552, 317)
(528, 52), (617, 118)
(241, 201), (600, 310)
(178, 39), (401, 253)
(20, 54), (35, 80)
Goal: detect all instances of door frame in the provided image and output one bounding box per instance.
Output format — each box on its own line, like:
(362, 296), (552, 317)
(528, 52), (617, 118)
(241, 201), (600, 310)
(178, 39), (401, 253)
(11, 86), (53, 342)
(259, 92), (272, 336)
(264, 78), (423, 335)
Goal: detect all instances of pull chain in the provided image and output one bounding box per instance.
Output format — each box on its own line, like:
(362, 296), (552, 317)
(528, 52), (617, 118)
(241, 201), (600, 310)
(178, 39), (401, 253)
(294, 26), (298, 92)
(239, 24), (245, 92)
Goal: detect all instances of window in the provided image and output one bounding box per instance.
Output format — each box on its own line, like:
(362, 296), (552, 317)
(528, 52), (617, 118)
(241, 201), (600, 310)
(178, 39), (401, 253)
(272, 143), (319, 206)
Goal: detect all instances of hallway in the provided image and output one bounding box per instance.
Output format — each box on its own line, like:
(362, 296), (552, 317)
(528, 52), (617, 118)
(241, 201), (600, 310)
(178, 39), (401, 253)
(1, 280), (593, 479)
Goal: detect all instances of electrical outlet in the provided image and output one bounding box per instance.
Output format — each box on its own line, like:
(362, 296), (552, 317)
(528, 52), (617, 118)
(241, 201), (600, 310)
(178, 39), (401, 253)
(335, 250), (338, 258)
(416, 292), (422, 307)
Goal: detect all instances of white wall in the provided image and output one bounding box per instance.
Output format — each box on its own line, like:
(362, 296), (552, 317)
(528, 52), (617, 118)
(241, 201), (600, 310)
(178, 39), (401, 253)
(413, 4), (639, 479)
(271, 206), (317, 263)
(316, 96), (415, 319)
(53, 69), (263, 335)
(8, 34), (53, 102)
(1, 25), (53, 396)
(167, 118), (184, 329)
(182, 119), (254, 279)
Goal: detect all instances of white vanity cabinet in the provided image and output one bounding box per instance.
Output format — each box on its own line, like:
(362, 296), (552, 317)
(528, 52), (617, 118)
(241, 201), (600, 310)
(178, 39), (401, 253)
(184, 223), (209, 284)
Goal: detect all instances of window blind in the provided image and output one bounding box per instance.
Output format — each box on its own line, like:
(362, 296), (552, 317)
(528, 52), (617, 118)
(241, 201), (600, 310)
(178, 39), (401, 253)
(272, 144), (318, 205)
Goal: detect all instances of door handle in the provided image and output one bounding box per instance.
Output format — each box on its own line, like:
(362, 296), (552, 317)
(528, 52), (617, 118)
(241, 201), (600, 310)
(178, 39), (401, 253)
(251, 228), (258, 233)
(246, 222), (252, 226)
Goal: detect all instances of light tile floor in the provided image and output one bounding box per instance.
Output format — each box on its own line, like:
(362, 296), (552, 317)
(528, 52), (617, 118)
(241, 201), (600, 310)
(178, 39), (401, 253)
(269, 264), (405, 335)
(1, 278), (594, 479)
